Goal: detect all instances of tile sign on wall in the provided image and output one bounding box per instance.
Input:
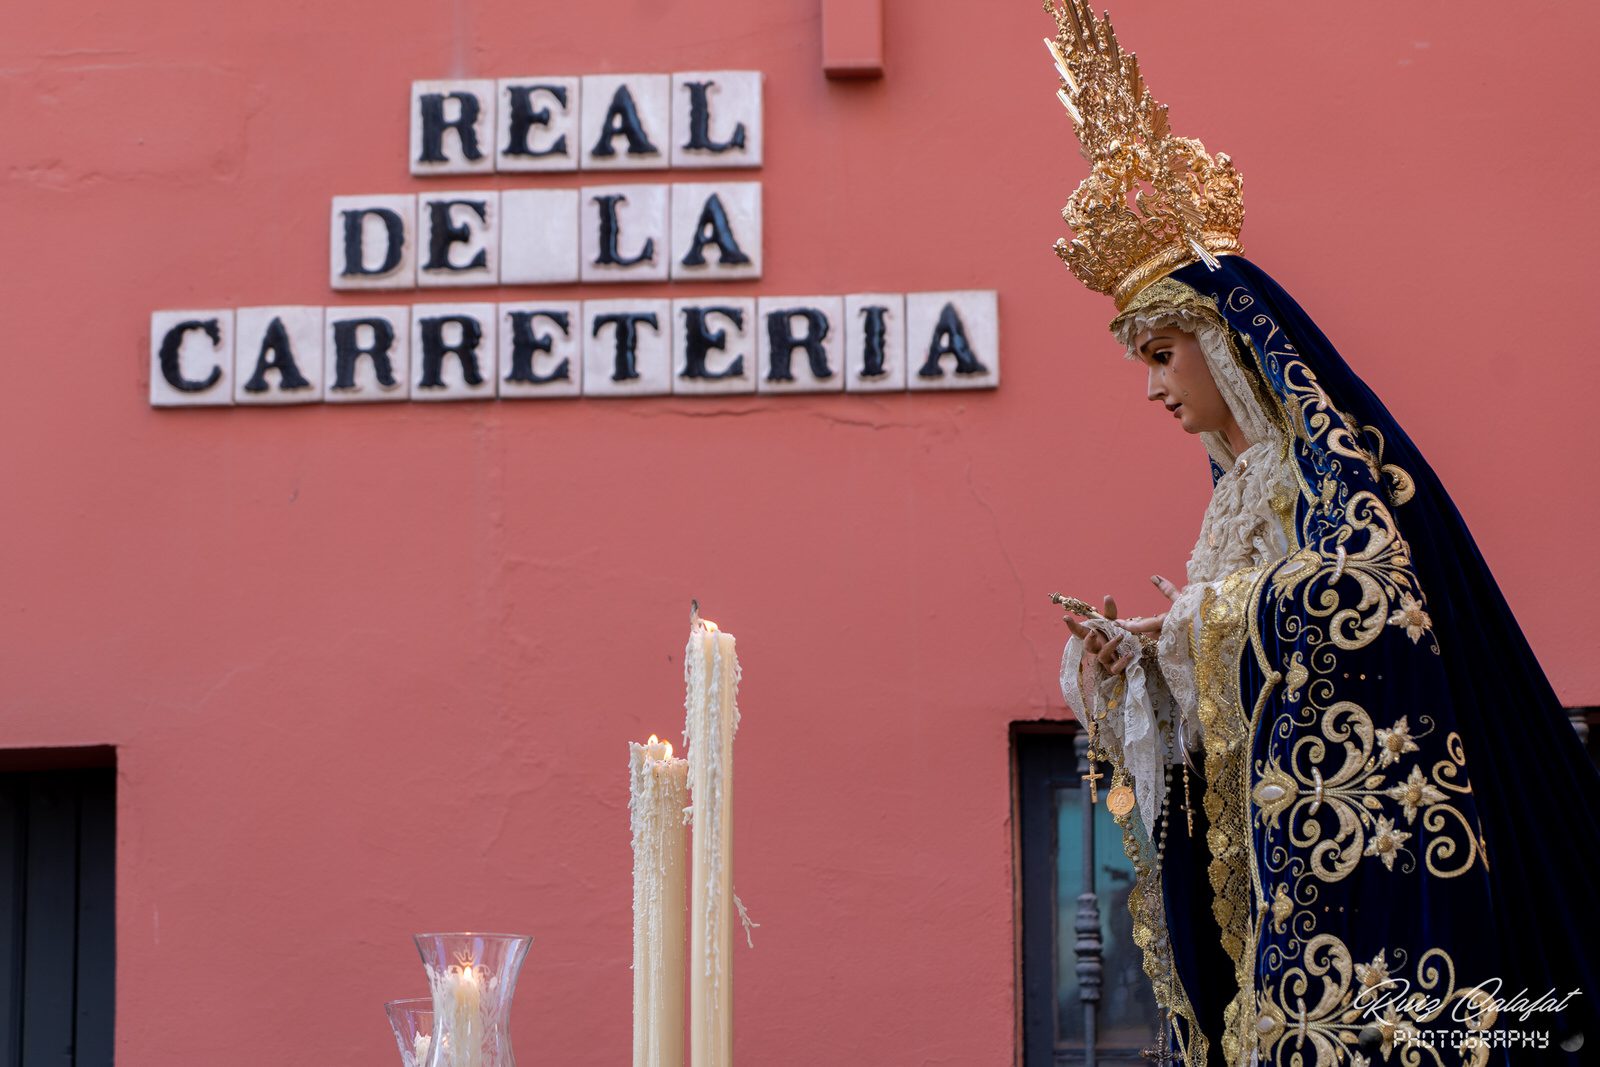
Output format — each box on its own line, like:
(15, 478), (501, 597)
(151, 72), (1000, 407)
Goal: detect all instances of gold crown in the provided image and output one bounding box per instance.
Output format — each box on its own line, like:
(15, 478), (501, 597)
(1042, 1), (1244, 309)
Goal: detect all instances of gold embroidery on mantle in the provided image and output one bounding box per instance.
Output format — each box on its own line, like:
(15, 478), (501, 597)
(1195, 566), (1266, 1067)
(1253, 934), (1499, 1066)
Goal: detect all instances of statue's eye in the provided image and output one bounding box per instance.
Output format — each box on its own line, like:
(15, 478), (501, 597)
(1152, 349), (1172, 365)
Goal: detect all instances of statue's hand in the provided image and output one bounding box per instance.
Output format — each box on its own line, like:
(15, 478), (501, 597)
(1062, 577), (1179, 679)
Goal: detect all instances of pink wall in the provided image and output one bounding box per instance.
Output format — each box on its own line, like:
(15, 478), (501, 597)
(3, 1), (1596, 1062)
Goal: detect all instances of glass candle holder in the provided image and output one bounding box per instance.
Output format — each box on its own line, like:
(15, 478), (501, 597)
(385, 997), (435, 1067)
(415, 932), (534, 1067)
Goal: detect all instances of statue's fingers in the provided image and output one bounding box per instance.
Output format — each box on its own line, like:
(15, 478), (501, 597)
(1097, 642), (1120, 668)
(1102, 594), (1119, 620)
(1123, 614), (1165, 634)
(1064, 614), (1090, 639)
(1111, 650), (1136, 675)
(1150, 574), (1179, 602)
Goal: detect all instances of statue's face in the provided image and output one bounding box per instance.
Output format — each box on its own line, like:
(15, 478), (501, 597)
(1131, 324), (1232, 438)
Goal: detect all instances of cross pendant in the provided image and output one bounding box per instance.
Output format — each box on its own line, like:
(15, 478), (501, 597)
(1082, 763), (1103, 805)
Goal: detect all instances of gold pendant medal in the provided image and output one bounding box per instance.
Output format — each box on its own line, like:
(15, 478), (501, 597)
(1106, 785), (1136, 817)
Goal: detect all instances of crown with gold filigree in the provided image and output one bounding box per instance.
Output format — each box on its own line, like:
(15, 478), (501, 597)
(1042, 0), (1244, 309)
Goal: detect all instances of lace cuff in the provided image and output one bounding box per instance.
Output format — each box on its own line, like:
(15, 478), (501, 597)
(1059, 619), (1183, 837)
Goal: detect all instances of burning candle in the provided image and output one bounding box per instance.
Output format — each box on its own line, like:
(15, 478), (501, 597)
(684, 613), (739, 1067)
(631, 734), (690, 1067)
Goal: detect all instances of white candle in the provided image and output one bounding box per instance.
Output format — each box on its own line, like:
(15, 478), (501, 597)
(684, 618), (739, 1067)
(444, 963), (484, 1067)
(631, 735), (690, 1067)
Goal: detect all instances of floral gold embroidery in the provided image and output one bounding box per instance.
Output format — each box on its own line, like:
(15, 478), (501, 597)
(1386, 591), (1432, 644)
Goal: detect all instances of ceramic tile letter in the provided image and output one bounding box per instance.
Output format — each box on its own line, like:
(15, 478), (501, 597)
(329, 195), (418, 291)
(411, 303), (498, 402)
(905, 291), (1000, 391)
(417, 191), (500, 288)
(671, 298), (757, 396)
(756, 296), (846, 394)
(580, 184), (669, 283)
(234, 306), (326, 405)
(323, 306), (412, 404)
(670, 71), (763, 169)
(843, 293), (907, 392)
(500, 189), (580, 286)
(669, 182), (762, 282)
(410, 80), (496, 176)
(497, 77), (580, 173)
(582, 299), (672, 397)
(498, 301), (582, 399)
(579, 74), (670, 171)
(150, 309), (235, 407)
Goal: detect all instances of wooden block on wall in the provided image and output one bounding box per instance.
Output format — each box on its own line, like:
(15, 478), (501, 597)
(823, 0), (884, 79)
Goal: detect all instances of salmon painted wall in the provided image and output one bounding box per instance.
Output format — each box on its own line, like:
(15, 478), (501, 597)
(2, 1), (1596, 1063)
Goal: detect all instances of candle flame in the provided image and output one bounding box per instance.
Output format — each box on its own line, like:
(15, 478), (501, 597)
(647, 734), (659, 745)
(661, 740), (674, 759)
(702, 620), (719, 633)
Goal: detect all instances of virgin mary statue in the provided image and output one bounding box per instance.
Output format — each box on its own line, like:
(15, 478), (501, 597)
(1041, 4), (1600, 1065)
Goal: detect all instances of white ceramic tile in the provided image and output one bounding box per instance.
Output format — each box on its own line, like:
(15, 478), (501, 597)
(579, 74), (670, 171)
(410, 80), (496, 175)
(417, 191), (499, 288)
(842, 293), (907, 392)
(669, 182), (761, 281)
(323, 307), (412, 403)
(500, 189), (579, 286)
(671, 298), (757, 395)
(410, 303), (498, 402)
(150, 309), (234, 407)
(329, 195), (417, 291)
(579, 183), (668, 283)
(497, 77), (579, 172)
(498, 301), (582, 399)
(234, 306), (325, 404)
(582, 299), (672, 397)
(670, 71), (763, 169)
(906, 291), (1000, 390)
(756, 297), (846, 394)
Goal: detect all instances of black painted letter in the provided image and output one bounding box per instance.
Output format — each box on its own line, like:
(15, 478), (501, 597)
(504, 84), (569, 159)
(505, 310), (572, 384)
(242, 317), (312, 394)
(592, 312), (661, 382)
(682, 81), (746, 154)
(331, 318), (399, 391)
(417, 316), (486, 389)
(590, 85), (660, 158)
(592, 194), (655, 267)
(917, 303), (988, 378)
(340, 208), (405, 278)
(424, 200), (488, 272)
(417, 92), (484, 164)
(764, 309), (833, 382)
(680, 193), (751, 268)
(858, 305), (890, 378)
(157, 319), (224, 393)
(681, 306), (746, 380)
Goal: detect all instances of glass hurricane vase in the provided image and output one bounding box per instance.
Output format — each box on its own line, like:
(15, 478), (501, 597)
(385, 997), (435, 1067)
(415, 932), (534, 1067)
